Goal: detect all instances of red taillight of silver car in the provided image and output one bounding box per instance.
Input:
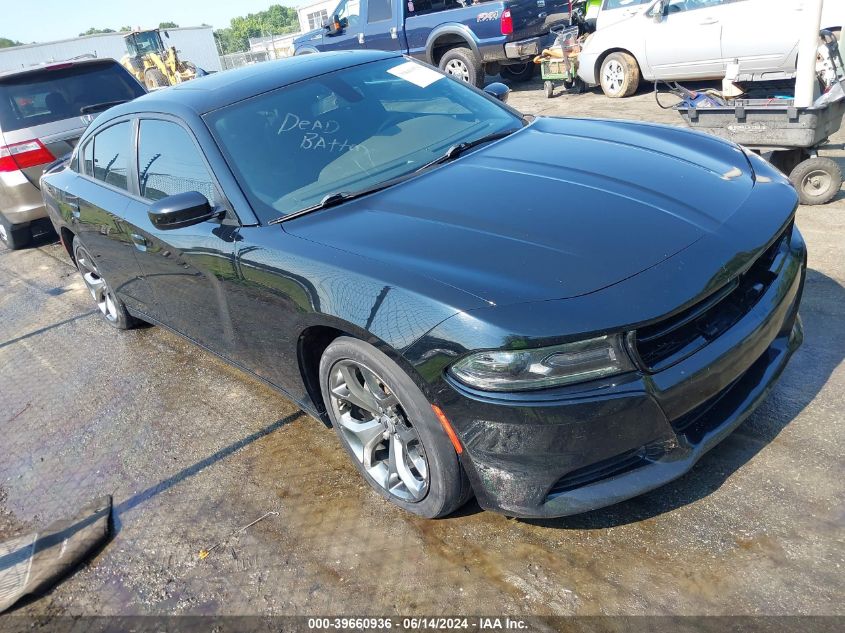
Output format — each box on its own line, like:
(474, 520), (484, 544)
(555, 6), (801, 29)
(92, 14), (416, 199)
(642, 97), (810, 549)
(0, 140), (56, 172)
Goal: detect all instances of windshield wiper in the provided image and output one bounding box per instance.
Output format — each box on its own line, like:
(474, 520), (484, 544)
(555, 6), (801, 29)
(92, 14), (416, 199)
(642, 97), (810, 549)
(269, 181), (396, 225)
(80, 100), (129, 116)
(414, 128), (520, 173)
(268, 128), (520, 225)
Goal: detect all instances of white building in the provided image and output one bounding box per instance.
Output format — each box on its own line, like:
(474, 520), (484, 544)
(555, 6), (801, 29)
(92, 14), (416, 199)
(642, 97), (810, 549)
(297, 0), (338, 33)
(0, 26), (222, 74)
(248, 33), (302, 59)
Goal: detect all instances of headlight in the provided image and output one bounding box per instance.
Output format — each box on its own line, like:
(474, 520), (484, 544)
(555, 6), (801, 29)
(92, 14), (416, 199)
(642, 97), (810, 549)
(448, 335), (635, 392)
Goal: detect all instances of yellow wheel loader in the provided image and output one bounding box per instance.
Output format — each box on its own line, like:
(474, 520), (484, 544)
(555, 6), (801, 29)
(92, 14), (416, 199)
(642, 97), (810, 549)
(120, 29), (202, 90)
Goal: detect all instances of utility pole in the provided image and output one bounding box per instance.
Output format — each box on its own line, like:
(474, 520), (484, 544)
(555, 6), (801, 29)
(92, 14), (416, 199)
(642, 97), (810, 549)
(795, 0), (824, 106)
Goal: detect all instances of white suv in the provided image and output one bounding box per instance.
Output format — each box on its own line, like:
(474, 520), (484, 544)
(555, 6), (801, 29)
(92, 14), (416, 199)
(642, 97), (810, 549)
(580, 0), (842, 97)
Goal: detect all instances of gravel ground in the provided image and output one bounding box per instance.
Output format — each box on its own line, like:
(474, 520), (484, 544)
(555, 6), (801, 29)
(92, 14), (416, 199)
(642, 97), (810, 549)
(0, 77), (843, 617)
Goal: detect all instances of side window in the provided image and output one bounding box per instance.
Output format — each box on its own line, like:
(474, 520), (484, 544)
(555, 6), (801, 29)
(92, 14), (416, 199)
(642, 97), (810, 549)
(335, 0), (362, 28)
(604, 0), (647, 9)
(92, 122), (130, 190)
(368, 0), (393, 22)
(81, 140), (94, 176)
(137, 119), (216, 203)
(667, 0), (727, 13)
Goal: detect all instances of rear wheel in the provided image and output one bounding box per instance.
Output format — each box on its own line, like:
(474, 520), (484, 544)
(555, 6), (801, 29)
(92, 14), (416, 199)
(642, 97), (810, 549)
(144, 68), (169, 89)
(599, 52), (640, 98)
(438, 47), (484, 88)
(0, 215), (31, 250)
(544, 80), (554, 98)
(790, 157), (843, 206)
(500, 63), (535, 83)
(73, 236), (136, 329)
(319, 337), (472, 518)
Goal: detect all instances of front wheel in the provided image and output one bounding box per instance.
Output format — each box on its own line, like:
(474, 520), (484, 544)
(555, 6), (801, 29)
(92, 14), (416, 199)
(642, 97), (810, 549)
(319, 337), (472, 518)
(144, 68), (169, 89)
(789, 157), (843, 206)
(599, 52), (640, 98)
(73, 236), (136, 329)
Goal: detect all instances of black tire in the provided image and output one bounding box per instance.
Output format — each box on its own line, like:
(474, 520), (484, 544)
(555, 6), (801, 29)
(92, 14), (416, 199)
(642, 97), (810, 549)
(599, 51), (640, 98)
(0, 215), (31, 250)
(500, 63), (535, 83)
(544, 80), (554, 98)
(438, 47), (484, 88)
(144, 68), (169, 89)
(789, 157), (843, 206)
(72, 236), (136, 330)
(319, 336), (472, 518)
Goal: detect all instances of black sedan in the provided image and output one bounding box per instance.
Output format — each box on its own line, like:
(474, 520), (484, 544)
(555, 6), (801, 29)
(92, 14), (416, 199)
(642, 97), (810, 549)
(40, 51), (806, 519)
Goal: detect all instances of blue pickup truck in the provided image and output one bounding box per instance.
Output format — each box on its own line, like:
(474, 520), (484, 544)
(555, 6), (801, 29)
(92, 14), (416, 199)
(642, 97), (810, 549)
(292, 0), (570, 87)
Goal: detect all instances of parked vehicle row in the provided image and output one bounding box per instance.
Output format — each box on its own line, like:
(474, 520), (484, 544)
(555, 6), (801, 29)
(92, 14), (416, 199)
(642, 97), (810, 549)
(292, 0), (571, 86)
(0, 58), (145, 249)
(40, 51), (806, 519)
(580, 0), (843, 97)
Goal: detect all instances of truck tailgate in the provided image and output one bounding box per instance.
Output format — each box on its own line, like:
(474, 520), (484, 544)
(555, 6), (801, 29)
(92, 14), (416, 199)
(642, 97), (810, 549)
(506, 0), (569, 39)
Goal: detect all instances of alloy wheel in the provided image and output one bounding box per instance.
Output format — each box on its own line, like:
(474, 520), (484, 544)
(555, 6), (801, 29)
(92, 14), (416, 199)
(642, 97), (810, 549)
(328, 359), (429, 502)
(603, 59), (625, 94)
(443, 59), (471, 83)
(75, 248), (119, 323)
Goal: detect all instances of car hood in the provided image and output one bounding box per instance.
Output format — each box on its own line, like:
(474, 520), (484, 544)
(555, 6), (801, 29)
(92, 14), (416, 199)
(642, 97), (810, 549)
(285, 117), (756, 307)
(293, 29), (323, 46)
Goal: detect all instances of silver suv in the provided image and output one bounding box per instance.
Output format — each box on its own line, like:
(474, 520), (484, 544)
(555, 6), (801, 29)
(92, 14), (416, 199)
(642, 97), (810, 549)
(0, 58), (145, 249)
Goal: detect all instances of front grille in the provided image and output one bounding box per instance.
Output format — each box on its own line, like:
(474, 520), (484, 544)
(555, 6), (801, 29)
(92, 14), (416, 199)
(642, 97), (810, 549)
(633, 223), (792, 372)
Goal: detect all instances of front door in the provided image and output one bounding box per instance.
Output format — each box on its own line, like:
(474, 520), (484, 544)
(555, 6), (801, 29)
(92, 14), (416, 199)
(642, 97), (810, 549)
(644, 0), (727, 79)
(130, 117), (240, 356)
(320, 0), (368, 51)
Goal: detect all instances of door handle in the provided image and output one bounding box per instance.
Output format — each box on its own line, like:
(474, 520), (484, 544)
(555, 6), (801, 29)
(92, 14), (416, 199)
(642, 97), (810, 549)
(358, 32), (365, 45)
(390, 26), (398, 39)
(130, 233), (148, 252)
(700, 17), (718, 25)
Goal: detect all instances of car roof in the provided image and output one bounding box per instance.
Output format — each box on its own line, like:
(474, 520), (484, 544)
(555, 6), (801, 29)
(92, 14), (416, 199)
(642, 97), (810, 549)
(0, 57), (121, 81)
(105, 50), (403, 119)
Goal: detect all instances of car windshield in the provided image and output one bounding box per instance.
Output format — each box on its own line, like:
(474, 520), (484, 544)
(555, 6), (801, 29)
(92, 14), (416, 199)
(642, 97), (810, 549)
(205, 58), (522, 222)
(0, 62), (145, 133)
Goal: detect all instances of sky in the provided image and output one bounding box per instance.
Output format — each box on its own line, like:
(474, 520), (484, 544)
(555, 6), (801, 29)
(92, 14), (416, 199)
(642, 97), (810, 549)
(1, 0), (302, 43)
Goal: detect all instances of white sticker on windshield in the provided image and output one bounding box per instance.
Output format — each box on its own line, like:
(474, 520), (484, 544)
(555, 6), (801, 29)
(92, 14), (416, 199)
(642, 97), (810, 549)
(387, 61), (443, 88)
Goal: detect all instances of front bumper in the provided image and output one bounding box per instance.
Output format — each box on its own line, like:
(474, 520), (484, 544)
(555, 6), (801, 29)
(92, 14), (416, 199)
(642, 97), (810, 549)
(437, 228), (806, 518)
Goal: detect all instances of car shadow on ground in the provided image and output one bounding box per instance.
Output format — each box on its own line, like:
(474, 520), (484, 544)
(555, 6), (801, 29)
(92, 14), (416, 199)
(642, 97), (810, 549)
(518, 268), (845, 530)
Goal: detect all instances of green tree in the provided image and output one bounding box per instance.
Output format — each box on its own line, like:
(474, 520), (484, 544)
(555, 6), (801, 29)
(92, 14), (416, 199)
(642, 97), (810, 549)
(159, 21), (179, 29)
(79, 27), (117, 36)
(214, 4), (300, 54)
(0, 37), (23, 49)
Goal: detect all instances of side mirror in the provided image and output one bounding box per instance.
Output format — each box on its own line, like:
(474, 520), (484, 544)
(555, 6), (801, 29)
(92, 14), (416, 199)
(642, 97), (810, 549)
(651, 0), (666, 21)
(148, 191), (218, 230)
(326, 15), (344, 35)
(484, 82), (511, 104)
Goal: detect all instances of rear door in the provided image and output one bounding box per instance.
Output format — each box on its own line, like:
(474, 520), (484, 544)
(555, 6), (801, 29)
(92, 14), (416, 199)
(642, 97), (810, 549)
(643, 0), (727, 79)
(74, 119), (153, 314)
(720, 0), (802, 76)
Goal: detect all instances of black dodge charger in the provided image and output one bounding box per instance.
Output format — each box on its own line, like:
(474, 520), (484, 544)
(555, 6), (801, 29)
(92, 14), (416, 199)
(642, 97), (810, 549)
(40, 51), (806, 519)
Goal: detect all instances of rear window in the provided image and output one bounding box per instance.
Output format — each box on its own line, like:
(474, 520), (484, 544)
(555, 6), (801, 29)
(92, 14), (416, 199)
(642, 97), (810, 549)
(0, 62), (144, 133)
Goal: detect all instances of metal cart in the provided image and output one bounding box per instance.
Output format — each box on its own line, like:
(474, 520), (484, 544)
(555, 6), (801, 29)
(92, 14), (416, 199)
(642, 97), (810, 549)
(538, 25), (585, 99)
(676, 97), (845, 205)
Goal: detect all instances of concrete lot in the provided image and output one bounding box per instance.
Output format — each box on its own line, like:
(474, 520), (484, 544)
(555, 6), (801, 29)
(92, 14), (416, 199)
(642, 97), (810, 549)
(1, 79), (843, 617)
